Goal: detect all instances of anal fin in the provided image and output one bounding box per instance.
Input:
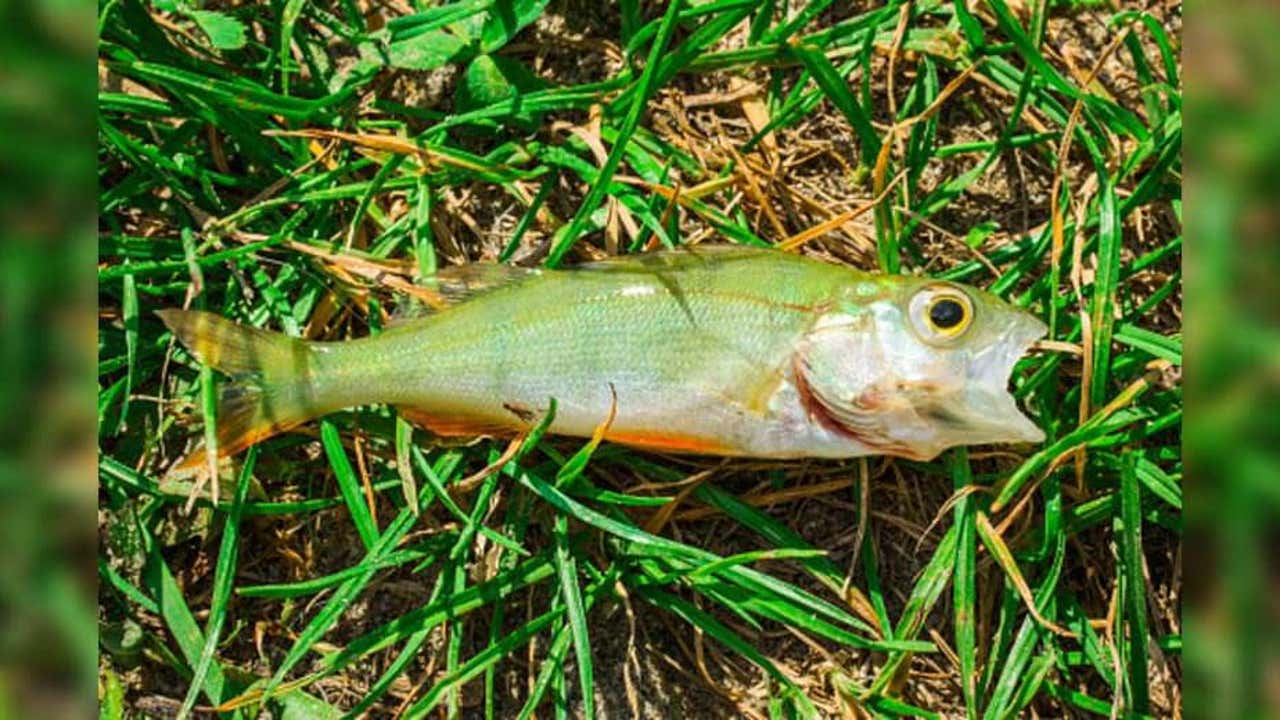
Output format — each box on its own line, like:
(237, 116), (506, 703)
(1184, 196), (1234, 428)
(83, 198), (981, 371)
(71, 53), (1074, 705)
(397, 406), (518, 439)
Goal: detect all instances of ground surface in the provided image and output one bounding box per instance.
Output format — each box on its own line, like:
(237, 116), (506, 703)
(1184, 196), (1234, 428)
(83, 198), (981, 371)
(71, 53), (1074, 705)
(98, 1), (1182, 717)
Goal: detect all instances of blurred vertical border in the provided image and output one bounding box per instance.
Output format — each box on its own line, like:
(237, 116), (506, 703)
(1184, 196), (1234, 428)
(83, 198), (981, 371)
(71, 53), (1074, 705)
(0, 0), (97, 716)
(1186, 0), (1280, 717)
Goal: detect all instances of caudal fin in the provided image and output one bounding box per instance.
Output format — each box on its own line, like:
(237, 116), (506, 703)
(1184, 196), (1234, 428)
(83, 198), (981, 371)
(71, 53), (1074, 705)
(158, 309), (322, 475)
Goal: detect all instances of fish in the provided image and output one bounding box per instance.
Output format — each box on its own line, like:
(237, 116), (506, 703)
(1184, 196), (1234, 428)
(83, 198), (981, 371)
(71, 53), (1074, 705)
(158, 245), (1046, 474)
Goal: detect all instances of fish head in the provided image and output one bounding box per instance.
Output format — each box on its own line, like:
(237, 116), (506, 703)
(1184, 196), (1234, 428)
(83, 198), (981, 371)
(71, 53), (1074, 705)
(797, 277), (1047, 460)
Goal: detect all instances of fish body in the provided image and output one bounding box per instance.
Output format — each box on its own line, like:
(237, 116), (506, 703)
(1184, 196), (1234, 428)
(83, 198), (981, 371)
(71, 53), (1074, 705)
(160, 246), (1046, 472)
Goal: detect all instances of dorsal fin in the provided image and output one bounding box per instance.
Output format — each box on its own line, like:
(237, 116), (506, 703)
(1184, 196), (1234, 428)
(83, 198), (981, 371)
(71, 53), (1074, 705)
(393, 263), (543, 321)
(391, 246), (775, 321)
(576, 244), (774, 273)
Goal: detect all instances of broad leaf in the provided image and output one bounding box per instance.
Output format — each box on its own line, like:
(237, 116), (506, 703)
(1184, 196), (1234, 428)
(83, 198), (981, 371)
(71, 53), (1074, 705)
(387, 29), (470, 71)
(456, 53), (547, 110)
(188, 10), (248, 51)
(481, 0), (552, 52)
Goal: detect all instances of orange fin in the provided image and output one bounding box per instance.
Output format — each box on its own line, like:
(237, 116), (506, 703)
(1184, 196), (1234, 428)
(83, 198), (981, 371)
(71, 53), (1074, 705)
(605, 430), (734, 455)
(170, 413), (305, 476)
(397, 406), (518, 438)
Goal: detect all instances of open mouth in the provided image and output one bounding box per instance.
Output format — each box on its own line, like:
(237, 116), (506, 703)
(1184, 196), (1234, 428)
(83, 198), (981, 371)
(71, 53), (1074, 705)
(972, 314), (1047, 387)
(962, 314), (1048, 443)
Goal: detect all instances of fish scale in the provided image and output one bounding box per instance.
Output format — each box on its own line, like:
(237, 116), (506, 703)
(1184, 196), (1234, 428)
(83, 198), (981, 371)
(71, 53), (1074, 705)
(331, 260), (829, 437)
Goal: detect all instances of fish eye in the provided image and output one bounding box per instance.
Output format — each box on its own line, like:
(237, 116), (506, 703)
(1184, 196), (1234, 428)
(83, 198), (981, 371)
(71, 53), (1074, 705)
(929, 298), (965, 329)
(910, 284), (974, 343)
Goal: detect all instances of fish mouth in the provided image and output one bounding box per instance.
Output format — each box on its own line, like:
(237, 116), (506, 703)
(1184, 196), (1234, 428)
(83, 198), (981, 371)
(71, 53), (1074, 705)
(952, 313), (1048, 444)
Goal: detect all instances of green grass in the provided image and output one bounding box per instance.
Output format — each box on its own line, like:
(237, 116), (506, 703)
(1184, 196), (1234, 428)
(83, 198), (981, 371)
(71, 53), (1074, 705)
(98, 0), (1181, 717)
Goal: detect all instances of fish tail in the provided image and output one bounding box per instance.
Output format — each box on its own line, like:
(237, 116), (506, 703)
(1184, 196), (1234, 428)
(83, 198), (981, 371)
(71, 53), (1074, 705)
(158, 309), (326, 474)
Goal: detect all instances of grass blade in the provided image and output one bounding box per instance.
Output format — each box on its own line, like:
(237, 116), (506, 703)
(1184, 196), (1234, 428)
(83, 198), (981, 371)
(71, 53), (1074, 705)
(177, 448), (257, 720)
(950, 450), (979, 718)
(1118, 455), (1151, 713)
(320, 420), (379, 550)
(546, 0), (684, 265)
